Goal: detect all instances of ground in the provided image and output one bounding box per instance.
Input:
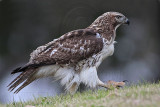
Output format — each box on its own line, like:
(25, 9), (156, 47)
(2, 82), (160, 107)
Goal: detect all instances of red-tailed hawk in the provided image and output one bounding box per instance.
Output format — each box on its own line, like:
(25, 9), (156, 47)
(8, 12), (129, 94)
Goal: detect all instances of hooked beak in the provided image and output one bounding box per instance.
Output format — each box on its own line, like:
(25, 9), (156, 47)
(124, 18), (130, 25)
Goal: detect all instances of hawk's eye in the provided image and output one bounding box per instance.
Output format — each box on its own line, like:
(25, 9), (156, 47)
(116, 15), (122, 19)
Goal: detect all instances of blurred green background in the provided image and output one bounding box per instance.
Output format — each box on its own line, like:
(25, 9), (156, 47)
(0, 0), (159, 104)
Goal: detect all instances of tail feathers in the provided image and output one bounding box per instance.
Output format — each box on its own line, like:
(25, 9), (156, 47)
(14, 76), (36, 93)
(8, 69), (37, 93)
(7, 72), (25, 87)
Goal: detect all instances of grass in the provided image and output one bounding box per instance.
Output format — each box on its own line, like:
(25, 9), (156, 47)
(4, 82), (160, 107)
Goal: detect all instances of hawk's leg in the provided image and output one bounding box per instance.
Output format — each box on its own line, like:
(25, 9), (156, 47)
(68, 82), (80, 95)
(106, 80), (127, 88)
(97, 79), (110, 89)
(97, 79), (127, 89)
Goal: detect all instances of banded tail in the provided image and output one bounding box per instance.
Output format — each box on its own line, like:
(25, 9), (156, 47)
(8, 65), (37, 93)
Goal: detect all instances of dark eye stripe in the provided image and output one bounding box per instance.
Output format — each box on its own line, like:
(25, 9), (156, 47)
(116, 15), (122, 19)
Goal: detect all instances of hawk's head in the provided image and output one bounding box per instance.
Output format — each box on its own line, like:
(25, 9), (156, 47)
(107, 12), (130, 27)
(89, 12), (129, 31)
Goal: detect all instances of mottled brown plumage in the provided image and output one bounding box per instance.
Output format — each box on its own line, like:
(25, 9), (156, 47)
(30, 29), (103, 65)
(8, 12), (129, 94)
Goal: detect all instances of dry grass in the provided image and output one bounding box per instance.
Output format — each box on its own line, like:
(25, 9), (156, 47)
(5, 82), (160, 107)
